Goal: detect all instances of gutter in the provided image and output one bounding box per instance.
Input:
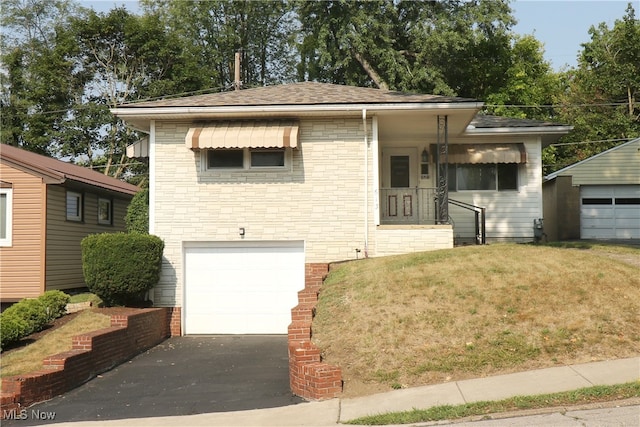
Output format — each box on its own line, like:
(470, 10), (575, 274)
(362, 109), (369, 258)
(111, 102), (485, 118)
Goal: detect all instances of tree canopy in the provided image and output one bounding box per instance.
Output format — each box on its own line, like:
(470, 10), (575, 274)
(1, 0), (638, 178)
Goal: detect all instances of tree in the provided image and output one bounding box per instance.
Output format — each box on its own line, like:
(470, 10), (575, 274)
(142, 0), (298, 89)
(484, 35), (561, 121)
(296, 0), (516, 98)
(0, 0), (84, 155)
(548, 3), (640, 172)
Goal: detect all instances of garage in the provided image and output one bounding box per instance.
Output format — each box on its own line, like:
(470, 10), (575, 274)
(581, 185), (640, 239)
(184, 241), (305, 334)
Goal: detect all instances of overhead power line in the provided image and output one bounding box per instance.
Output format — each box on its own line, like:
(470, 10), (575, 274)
(483, 102), (639, 108)
(549, 138), (635, 147)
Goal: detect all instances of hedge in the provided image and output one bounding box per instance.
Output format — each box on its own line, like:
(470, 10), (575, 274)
(81, 232), (164, 306)
(125, 187), (149, 234)
(0, 290), (70, 349)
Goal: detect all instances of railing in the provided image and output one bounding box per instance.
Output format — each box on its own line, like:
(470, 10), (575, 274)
(448, 198), (486, 245)
(380, 187), (437, 225)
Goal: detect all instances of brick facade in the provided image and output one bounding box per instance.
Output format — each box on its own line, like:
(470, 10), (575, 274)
(288, 263), (342, 400)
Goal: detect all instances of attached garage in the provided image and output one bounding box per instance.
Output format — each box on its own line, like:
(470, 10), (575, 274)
(183, 241), (305, 334)
(581, 186), (640, 239)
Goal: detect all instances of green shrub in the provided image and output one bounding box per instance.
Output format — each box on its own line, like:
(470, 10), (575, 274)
(0, 291), (72, 349)
(125, 187), (149, 234)
(39, 290), (71, 321)
(3, 299), (49, 336)
(81, 232), (164, 306)
(0, 313), (29, 349)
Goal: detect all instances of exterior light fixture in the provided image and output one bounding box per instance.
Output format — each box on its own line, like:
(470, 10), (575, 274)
(421, 148), (429, 163)
(239, 227), (245, 237)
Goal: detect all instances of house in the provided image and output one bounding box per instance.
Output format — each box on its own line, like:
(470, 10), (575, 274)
(112, 82), (571, 335)
(0, 144), (140, 303)
(543, 138), (640, 241)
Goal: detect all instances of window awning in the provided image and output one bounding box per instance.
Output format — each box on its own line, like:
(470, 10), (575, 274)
(126, 137), (149, 158)
(185, 120), (299, 150)
(447, 143), (527, 164)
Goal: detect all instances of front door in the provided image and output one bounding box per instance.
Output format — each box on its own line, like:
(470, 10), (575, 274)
(382, 148), (417, 223)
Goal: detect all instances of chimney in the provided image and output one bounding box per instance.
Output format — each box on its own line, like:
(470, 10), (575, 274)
(234, 52), (241, 90)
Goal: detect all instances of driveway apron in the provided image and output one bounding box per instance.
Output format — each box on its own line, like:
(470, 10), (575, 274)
(4, 336), (303, 425)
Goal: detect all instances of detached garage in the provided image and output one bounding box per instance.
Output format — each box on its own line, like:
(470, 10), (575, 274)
(581, 186), (640, 239)
(543, 138), (640, 241)
(183, 241), (305, 335)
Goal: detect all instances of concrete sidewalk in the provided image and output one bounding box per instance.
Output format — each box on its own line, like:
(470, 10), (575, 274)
(47, 357), (639, 426)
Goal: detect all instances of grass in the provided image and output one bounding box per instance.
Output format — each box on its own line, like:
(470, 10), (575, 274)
(68, 292), (104, 306)
(345, 382), (640, 425)
(0, 310), (111, 378)
(312, 243), (640, 397)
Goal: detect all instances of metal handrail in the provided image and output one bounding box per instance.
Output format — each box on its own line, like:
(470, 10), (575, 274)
(448, 198), (486, 245)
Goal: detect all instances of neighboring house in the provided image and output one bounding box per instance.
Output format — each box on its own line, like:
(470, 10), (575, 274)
(543, 137), (640, 241)
(0, 144), (140, 302)
(112, 82), (571, 335)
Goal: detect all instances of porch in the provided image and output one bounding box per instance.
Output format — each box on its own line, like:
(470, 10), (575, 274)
(379, 187), (486, 245)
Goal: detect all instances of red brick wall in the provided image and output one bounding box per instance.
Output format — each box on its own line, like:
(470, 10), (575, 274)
(1, 308), (170, 418)
(288, 263), (342, 400)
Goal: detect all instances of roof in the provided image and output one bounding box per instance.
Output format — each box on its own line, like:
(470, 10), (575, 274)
(0, 144), (140, 196)
(118, 82), (478, 109)
(470, 114), (566, 129)
(545, 137), (640, 181)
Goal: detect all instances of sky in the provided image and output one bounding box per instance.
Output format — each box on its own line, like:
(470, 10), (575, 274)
(86, 0), (638, 71)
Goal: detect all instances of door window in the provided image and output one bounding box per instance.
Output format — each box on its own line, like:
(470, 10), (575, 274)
(390, 155), (410, 188)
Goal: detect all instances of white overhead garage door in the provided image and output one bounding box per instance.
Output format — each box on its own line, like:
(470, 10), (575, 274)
(184, 241), (305, 334)
(581, 185), (640, 239)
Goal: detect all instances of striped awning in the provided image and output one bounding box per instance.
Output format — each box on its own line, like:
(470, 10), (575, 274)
(186, 120), (299, 150)
(126, 137), (149, 158)
(447, 143), (527, 164)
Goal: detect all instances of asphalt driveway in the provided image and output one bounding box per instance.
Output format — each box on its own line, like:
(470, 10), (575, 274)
(4, 336), (303, 425)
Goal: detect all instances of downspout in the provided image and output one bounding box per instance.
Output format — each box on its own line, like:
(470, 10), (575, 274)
(362, 109), (369, 258)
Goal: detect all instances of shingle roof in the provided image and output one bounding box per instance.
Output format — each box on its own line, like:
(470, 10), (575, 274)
(471, 114), (564, 128)
(0, 144), (139, 195)
(119, 82), (478, 108)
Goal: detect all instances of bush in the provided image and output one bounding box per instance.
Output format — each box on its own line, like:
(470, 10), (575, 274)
(0, 314), (29, 349)
(0, 290), (71, 349)
(39, 290), (71, 321)
(81, 232), (164, 306)
(3, 299), (49, 336)
(125, 187), (149, 234)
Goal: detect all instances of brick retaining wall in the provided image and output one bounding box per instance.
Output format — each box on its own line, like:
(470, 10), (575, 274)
(288, 263), (342, 400)
(1, 308), (173, 419)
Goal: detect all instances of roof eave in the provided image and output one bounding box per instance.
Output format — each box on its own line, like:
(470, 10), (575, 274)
(465, 125), (573, 146)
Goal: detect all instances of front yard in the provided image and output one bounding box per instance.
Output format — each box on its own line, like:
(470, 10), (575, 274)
(312, 243), (640, 397)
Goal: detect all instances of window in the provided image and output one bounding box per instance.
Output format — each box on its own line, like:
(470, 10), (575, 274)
(66, 191), (83, 221)
(207, 148), (287, 170)
(250, 150), (285, 167)
(448, 163), (518, 191)
(208, 149), (244, 168)
(98, 198), (113, 225)
(0, 187), (13, 247)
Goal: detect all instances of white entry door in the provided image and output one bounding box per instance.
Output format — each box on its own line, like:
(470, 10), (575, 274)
(381, 148), (418, 223)
(184, 242), (305, 334)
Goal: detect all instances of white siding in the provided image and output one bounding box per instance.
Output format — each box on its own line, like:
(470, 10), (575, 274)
(448, 138), (543, 242)
(555, 139), (640, 186)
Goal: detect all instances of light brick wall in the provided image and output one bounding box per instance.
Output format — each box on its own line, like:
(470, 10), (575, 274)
(375, 226), (453, 256)
(152, 118), (376, 307)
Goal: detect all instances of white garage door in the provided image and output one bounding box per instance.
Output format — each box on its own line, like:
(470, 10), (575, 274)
(581, 186), (640, 239)
(184, 242), (305, 334)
